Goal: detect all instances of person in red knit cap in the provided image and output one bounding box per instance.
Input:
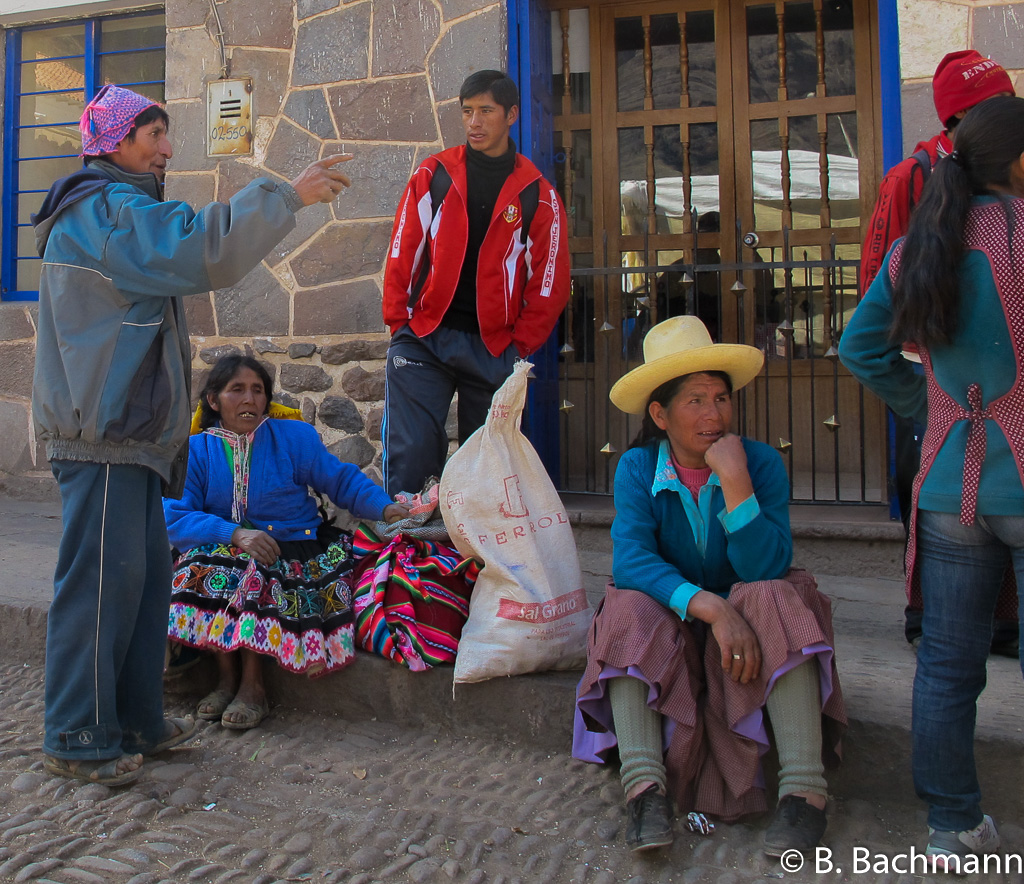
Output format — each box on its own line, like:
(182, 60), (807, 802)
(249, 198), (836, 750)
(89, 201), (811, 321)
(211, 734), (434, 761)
(859, 50), (1017, 651)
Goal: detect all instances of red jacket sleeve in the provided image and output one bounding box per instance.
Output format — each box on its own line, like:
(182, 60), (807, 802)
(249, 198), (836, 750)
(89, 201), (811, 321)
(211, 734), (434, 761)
(382, 165), (433, 332)
(860, 159), (916, 297)
(510, 180), (571, 356)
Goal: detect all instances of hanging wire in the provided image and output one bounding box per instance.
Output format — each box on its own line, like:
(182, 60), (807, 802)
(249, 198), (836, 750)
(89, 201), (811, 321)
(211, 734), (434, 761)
(209, 0), (230, 79)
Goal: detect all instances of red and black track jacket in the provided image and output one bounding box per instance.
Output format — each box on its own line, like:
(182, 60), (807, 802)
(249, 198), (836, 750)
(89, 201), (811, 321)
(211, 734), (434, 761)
(383, 145), (570, 358)
(860, 132), (950, 296)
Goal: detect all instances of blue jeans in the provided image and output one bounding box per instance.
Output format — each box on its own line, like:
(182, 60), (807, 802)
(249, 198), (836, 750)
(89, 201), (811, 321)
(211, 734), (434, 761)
(45, 461), (172, 760)
(913, 510), (1024, 832)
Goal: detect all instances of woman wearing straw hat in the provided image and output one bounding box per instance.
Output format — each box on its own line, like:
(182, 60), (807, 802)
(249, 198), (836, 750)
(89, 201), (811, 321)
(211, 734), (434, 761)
(573, 316), (846, 858)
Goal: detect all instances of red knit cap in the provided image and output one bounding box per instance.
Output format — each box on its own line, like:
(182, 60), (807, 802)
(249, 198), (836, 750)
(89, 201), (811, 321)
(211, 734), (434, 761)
(933, 50), (1014, 127)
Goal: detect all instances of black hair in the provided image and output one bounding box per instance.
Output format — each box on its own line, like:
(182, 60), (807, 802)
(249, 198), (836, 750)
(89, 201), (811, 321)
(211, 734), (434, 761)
(628, 370), (733, 449)
(198, 355), (273, 430)
(890, 96), (1024, 348)
(122, 104), (171, 143)
(459, 70), (519, 115)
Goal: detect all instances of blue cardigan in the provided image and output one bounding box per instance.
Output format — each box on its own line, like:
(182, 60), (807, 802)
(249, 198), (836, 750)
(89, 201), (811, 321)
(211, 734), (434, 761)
(164, 418), (392, 550)
(611, 438), (793, 618)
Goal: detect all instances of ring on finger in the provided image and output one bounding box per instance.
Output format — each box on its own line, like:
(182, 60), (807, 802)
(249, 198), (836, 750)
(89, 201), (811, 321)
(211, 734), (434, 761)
(732, 653), (742, 660)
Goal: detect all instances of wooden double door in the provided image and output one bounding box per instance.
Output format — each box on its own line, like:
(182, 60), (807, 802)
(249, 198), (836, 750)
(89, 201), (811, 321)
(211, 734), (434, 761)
(548, 0), (887, 501)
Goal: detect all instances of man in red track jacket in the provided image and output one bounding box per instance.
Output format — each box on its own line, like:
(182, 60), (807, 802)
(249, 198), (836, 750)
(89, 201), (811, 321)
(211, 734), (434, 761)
(859, 49), (1016, 650)
(381, 70), (570, 497)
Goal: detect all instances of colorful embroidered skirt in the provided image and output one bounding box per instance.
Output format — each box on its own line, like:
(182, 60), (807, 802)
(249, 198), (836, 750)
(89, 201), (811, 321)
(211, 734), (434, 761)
(168, 534), (356, 678)
(351, 524), (480, 671)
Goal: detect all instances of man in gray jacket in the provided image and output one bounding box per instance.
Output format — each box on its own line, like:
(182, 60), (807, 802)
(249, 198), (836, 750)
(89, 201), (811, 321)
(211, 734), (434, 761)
(32, 85), (350, 785)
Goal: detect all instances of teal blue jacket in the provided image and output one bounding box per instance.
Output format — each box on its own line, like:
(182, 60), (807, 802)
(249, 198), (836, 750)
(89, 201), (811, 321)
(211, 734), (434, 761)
(839, 197), (1024, 515)
(611, 437), (793, 618)
(32, 159), (302, 496)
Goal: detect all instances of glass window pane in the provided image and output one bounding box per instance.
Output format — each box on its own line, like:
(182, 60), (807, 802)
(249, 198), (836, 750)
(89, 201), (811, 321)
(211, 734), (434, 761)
(555, 130), (594, 238)
(99, 49), (165, 94)
(615, 17), (645, 112)
(15, 258), (43, 293)
(650, 15), (681, 110)
(823, 1), (855, 97)
(18, 193), (46, 226)
(98, 13), (166, 52)
(619, 127), (646, 235)
(19, 90), (84, 127)
(550, 9), (591, 115)
(17, 225), (38, 258)
(18, 156), (81, 193)
(19, 124), (81, 159)
(783, 2), (817, 101)
(746, 4), (778, 104)
(686, 11), (717, 108)
(20, 25), (85, 61)
(751, 119), (782, 230)
(20, 57), (85, 93)
(827, 112), (859, 227)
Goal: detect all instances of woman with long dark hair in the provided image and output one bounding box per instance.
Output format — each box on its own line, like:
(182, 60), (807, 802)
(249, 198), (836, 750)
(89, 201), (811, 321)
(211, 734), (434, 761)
(574, 316), (846, 859)
(840, 95), (1024, 870)
(165, 355), (407, 729)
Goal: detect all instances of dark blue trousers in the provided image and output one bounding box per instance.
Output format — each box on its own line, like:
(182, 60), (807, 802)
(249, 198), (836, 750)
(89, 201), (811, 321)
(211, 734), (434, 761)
(45, 461), (172, 759)
(382, 326), (517, 498)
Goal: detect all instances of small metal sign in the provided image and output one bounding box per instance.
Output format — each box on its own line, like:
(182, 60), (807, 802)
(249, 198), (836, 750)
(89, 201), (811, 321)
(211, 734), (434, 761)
(207, 79), (253, 157)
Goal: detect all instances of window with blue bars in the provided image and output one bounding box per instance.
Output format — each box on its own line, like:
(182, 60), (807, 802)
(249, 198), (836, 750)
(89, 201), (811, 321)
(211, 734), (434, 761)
(2, 12), (165, 301)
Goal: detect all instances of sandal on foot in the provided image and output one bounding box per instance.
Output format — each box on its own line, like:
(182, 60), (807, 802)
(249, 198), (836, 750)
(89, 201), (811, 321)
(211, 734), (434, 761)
(141, 716), (199, 756)
(44, 754), (143, 787)
(197, 689), (235, 721)
(221, 698), (269, 730)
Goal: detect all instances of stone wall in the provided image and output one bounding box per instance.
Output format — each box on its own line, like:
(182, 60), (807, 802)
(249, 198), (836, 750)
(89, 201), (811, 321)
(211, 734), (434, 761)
(898, 0), (1024, 152)
(0, 0), (504, 496)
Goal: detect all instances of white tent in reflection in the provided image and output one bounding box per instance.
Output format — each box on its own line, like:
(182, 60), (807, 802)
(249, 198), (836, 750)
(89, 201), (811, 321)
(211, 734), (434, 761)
(620, 149), (861, 232)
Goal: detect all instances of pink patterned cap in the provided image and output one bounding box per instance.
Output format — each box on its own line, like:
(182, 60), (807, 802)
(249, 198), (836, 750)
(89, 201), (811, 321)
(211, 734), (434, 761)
(80, 84), (160, 156)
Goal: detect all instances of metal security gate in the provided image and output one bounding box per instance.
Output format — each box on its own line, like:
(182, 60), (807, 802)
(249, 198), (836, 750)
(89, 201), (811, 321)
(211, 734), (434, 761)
(547, 0), (886, 501)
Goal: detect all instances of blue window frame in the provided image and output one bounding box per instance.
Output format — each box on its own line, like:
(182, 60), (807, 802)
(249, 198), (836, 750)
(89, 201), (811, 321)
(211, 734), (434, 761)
(1, 11), (165, 301)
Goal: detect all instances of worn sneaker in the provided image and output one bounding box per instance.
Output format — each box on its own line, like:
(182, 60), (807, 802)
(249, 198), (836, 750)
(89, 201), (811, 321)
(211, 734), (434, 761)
(927, 814), (1000, 873)
(624, 784), (674, 852)
(764, 795), (828, 857)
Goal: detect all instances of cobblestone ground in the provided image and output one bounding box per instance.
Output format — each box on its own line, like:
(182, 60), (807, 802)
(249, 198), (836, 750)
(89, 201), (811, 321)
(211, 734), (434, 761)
(2, 661), (1021, 884)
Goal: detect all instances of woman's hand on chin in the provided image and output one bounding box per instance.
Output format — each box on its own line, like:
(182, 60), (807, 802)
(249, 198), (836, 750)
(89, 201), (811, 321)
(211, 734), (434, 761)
(230, 527), (280, 566)
(704, 434), (755, 512)
(688, 590), (762, 684)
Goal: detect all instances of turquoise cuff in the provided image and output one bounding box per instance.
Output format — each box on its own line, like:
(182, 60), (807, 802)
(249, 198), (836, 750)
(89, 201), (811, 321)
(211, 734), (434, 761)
(669, 581), (702, 622)
(718, 493), (759, 533)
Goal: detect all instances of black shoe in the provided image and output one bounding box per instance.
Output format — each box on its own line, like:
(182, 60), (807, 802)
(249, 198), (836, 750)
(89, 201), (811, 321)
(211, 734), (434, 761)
(763, 795), (827, 857)
(624, 784), (674, 852)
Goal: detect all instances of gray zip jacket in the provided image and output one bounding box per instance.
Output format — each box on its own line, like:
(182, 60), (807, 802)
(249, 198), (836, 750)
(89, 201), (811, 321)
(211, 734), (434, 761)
(32, 159), (303, 497)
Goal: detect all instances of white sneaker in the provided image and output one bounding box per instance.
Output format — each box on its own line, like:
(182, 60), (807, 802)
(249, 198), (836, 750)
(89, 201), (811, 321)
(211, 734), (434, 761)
(927, 814), (1000, 873)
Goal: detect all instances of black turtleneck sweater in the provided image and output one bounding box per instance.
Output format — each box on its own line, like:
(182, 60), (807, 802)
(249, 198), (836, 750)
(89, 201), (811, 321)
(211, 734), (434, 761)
(441, 140), (517, 333)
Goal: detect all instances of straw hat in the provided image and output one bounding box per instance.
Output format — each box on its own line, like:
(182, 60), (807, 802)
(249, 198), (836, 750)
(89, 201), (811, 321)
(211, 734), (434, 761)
(609, 316), (764, 414)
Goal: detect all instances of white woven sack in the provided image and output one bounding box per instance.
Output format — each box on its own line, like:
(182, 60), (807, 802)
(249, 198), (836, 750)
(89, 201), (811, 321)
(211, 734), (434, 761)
(440, 360), (593, 683)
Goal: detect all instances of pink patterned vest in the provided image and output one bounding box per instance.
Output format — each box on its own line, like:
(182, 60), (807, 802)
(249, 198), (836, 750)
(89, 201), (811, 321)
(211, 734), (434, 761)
(889, 199), (1024, 618)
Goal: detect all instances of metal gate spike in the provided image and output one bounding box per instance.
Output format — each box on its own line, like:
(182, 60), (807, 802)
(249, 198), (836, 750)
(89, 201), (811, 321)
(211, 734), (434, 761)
(730, 280), (747, 294)
(775, 438), (792, 452)
(635, 296), (651, 308)
(598, 321), (615, 333)
(560, 400), (575, 413)
(559, 343), (575, 355)
(777, 320), (795, 335)
(600, 442), (617, 456)
(824, 344), (839, 360)
(823, 415), (840, 431)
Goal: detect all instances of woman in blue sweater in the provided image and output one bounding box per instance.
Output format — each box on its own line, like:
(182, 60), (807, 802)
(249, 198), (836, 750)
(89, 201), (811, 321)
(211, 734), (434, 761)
(165, 356), (407, 729)
(840, 96), (1024, 870)
(573, 317), (845, 858)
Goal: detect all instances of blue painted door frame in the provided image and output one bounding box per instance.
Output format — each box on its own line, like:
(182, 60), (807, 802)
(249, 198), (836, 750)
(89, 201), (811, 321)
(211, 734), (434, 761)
(507, 0), (562, 484)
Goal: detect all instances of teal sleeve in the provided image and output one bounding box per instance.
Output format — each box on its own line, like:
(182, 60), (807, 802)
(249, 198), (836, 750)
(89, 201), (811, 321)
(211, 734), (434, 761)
(718, 493), (759, 533)
(669, 581), (703, 621)
(838, 247), (928, 425)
